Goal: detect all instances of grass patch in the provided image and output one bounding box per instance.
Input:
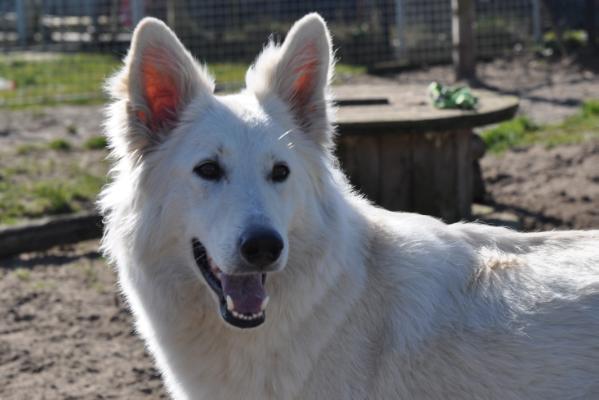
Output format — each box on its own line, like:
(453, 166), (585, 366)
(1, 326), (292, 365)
(0, 53), (120, 108)
(84, 136), (108, 150)
(0, 162), (106, 225)
(481, 100), (599, 153)
(48, 138), (72, 151)
(32, 182), (74, 214)
(0, 53), (366, 107)
(336, 64), (368, 77)
(481, 117), (540, 153)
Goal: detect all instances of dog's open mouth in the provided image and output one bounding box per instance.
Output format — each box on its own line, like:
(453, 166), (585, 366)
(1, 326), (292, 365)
(192, 238), (268, 329)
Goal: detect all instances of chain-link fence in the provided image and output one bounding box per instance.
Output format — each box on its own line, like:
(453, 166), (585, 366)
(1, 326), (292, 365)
(0, 0), (594, 107)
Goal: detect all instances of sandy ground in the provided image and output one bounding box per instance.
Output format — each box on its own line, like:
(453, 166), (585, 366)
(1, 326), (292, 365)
(0, 57), (598, 398)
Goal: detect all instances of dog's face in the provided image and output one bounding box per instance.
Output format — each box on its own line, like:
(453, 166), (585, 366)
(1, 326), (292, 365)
(106, 14), (333, 329)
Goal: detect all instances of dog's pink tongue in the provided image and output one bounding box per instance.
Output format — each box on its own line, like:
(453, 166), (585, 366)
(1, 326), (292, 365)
(221, 274), (266, 315)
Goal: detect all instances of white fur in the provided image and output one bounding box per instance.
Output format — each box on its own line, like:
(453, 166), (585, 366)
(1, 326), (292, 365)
(100, 14), (599, 400)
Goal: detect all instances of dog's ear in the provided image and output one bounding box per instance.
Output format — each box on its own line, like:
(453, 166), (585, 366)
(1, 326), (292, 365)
(107, 17), (214, 154)
(247, 13), (334, 148)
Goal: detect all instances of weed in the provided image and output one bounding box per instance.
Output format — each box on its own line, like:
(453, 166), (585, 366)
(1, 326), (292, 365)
(582, 100), (599, 117)
(84, 136), (108, 150)
(48, 138), (72, 151)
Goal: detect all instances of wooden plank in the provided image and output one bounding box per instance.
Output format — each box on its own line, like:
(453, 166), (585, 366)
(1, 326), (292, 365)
(0, 212), (103, 259)
(411, 131), (468, 222)
(433, 131), (459, 222)
(337, 135), (381, 203)
(411, 133), (438, 218)
(379, 133), (412, 211)
(455, 129), (473, 219)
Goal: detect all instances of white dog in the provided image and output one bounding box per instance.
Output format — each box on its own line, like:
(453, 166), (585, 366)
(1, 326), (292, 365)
(100, 13), (599, 399)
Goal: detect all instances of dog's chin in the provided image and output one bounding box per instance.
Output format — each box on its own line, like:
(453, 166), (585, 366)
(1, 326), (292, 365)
(192, 238), (268, 329)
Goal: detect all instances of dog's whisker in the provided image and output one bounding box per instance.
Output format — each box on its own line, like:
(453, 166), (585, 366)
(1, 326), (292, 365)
(278, 129), (293, 141)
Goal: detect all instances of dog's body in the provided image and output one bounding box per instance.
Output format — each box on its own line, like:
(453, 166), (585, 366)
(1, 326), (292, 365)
(101, 14), (599, 400)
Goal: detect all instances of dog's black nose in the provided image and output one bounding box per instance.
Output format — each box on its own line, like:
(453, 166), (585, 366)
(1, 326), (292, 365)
(240, 227), (284, 268)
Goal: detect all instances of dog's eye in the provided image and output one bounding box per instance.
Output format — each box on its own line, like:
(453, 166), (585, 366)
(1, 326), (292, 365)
(271, 163), (290, 183)
(194, 161), (223, 181)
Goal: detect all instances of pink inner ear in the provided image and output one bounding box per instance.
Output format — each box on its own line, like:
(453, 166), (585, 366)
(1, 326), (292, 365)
(291, 43), (318, 111)
(141, 49), (180, 130)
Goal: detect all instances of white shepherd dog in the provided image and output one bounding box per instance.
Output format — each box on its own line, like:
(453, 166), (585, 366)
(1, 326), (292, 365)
(100, 13), (599, 400)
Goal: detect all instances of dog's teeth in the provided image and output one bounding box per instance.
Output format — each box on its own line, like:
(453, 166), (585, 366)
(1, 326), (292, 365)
(226, 296), (235, 312)
(229, 308), (265, 321)
(260, 296), (270, 311)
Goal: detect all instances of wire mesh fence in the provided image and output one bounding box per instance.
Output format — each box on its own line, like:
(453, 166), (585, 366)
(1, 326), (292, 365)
(0, 0), (592, 107)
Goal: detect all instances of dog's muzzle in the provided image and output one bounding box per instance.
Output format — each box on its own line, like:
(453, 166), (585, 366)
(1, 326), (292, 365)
(192, 238), (272, 329)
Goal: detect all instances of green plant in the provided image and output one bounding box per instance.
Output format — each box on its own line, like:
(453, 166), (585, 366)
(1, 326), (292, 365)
(48, 138), (72, 151)
(481, 117), (539, 153)
(582, 100), (599, 117)
(84, 136), (108, 150)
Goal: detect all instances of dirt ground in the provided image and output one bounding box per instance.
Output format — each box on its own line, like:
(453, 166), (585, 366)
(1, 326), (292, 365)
(0, 241), (169, 399)
(482, 140), (599, 231)
(0, 57), (598, 399)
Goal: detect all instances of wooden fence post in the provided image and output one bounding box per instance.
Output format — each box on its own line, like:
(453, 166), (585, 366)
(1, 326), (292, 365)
(452, 0), (477, 81)
(394, 0), (408, 60)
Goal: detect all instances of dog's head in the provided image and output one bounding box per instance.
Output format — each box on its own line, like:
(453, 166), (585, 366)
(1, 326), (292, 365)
(104, 14), (335, 329)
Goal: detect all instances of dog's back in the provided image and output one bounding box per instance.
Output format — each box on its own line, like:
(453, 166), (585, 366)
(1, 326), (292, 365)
(344, 210), (599, 399)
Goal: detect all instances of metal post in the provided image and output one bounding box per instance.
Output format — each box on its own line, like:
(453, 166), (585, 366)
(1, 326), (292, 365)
(131, 0), (145, 27)
(394, 0), (407, 60)
(531, 0), (542, 43)
(16, 0), (28, 46)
